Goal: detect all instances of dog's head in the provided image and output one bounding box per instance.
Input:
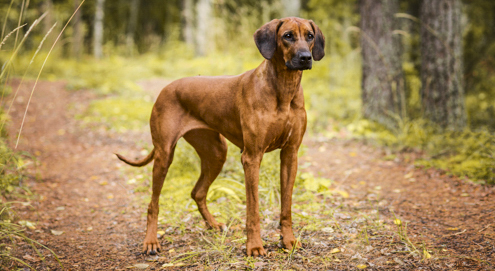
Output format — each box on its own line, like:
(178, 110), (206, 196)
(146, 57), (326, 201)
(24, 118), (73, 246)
(254, 17), (325, 70)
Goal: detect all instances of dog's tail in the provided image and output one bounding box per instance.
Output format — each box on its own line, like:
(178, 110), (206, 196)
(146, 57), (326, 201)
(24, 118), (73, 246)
(115, 148), (155, 167)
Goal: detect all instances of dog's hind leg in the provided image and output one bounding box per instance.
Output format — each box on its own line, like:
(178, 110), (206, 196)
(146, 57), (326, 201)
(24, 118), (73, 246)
(143, 145), (176, 255)
(184, 129), (228, 231)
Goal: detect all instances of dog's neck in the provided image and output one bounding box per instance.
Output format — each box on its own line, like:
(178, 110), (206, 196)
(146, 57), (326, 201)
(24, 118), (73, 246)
(260, 56), (303, 106)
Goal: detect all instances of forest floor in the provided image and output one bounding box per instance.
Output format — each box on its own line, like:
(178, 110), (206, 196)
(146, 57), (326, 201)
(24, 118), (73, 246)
(3, 79), (495, 270)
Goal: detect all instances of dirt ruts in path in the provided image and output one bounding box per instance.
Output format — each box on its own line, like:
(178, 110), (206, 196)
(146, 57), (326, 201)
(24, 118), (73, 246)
(6, 79), (152, 269)
(4, 79), (495, 270)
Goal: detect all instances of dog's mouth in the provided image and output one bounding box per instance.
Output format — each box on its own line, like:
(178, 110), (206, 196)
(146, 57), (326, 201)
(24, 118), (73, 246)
(285, 60), (312, 71)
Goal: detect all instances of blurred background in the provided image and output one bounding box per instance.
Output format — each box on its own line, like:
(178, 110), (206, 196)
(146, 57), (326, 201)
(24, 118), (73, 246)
(1, 1), (495, 269)
(1, 0), (494, 187)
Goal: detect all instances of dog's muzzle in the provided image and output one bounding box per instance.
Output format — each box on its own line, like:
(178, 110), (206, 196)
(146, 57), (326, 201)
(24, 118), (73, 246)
(286, 51), (312, 70)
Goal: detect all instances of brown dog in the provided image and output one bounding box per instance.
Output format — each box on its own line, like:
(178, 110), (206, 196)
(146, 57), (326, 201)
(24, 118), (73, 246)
(117, 17), (325, 257)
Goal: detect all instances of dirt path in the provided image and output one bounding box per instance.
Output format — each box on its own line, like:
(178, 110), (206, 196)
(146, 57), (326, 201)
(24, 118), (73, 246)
(4, 80), (495, 270)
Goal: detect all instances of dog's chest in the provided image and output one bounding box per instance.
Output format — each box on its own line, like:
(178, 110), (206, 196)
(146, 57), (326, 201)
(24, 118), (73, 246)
(264, 111), (299, 151)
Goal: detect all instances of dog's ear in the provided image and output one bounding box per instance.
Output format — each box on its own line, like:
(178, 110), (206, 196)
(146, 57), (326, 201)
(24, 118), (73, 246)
(309, 20), (325, 61)
(254, 19), (282, 60)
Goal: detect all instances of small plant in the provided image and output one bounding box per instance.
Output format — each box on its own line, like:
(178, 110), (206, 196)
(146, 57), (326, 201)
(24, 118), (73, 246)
(0, 203), (62, 269)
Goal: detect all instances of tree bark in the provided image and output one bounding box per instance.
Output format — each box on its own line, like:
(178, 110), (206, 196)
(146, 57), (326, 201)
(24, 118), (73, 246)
(93, 0), (105, 59)
(420, 0), (466, 130)
(360, 0), (405, 130)
(195, 0), (212, 56)
(72, 0), (82, 59)
(182, 0), (194, 46)
(126, 0), (140, 55)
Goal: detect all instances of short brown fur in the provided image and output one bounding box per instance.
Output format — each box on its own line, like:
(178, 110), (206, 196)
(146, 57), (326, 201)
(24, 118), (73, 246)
(117, 17), (325, 257)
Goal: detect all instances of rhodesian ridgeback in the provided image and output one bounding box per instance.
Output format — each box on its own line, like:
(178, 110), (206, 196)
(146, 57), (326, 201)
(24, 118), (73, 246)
(117, 17), (325, 257)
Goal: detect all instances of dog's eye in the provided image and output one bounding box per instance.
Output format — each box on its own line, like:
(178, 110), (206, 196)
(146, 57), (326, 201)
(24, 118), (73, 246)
(284, 33), (293, 40)
(308, 33), (314, 40)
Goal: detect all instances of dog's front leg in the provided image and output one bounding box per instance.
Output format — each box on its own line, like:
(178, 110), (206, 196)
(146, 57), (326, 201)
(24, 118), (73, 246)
(241, 151), (267, 257)
(279, 146), (301, 251)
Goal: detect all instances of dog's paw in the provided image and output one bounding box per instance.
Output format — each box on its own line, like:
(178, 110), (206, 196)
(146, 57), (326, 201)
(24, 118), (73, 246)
(142, 237), (161, 255)
(281, 230), (301, 252)
(246, 238), (266, 257)
(219, 223), (228, 232)
(207, 221), (227, 232)
(282, 236), (301, 251)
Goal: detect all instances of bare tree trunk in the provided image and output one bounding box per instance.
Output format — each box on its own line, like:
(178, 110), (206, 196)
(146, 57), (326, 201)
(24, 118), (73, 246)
(72, 0), (82, 59)
(182, 0), (194, 46)
(93, 0), (105, 59)
(282, 0), (301, 17)
(420, 0), (466, 130)
(360, 0), (405, 130)
(42, 0), (55, 48)
(126, 0), (140, 55)
(196, 0), (211, 56)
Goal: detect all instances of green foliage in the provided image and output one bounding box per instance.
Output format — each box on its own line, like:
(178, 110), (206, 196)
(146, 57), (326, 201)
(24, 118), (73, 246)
(81, 97), (153, 132)
(0, 202), (62, 269)
(0, 137), (25, 195)
(348, 118), (495, 184)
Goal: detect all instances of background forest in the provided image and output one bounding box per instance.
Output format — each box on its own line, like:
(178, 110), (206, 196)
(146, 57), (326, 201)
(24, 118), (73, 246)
(2, 0), (495, 185)
(1, 0), (495, 270)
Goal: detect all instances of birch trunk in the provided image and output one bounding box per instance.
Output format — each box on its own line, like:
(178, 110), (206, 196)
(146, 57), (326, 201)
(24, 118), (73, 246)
(93, 0), (105, 59)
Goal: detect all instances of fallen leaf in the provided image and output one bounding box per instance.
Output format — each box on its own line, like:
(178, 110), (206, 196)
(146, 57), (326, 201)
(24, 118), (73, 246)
(330, 248), (340, 254)
(157, 230), (165, 235)
(146, 255), (159, 262)
(107, 194), (114, 199)
(23, 254), (39, 262)
(168, 249), (175, 253)
(423, 248), (432, 259)
(55, 206), (65, 211)
(127, 178), (137, 184)
(18, 220), (36, 230)
(335, 190), (349, 198)
(133, 263), (149, 269)
(51, 230), (64, 236)
(322, 227), (334, 233)
(404, 172), (414, 179)
(87, 226), (93, 231)
(349, 152), (357, 157)
(162, 263), (185, 267)
(357, 264), (367, 269)
(446, 227), (458, 231)
(99, 181), (108, 186)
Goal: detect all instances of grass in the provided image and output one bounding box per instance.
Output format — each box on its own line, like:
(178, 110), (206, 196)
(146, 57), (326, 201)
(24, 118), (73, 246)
(0, 2), (84, 269)
(106, 102), (440, 269)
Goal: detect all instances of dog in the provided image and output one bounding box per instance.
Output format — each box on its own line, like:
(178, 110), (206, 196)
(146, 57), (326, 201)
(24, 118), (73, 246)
(116, 17), (325, 257)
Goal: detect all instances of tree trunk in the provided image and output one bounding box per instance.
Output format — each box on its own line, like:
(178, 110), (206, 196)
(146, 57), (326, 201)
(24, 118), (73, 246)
(420, 0), (466, 130)
(93, 0), (105, 59)
(360, 0), (405, 130)
(42, 0), (55, 49)
(195, 0), (212, 56)
(282, 0), (301, 17)
(126, 0), (140, 55)
(182, 0), (194, 46)
(72, 0), (82, 59)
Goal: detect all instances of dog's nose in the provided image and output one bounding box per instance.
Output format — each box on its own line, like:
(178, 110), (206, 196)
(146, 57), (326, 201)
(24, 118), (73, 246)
(297, 51), (312, 64)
